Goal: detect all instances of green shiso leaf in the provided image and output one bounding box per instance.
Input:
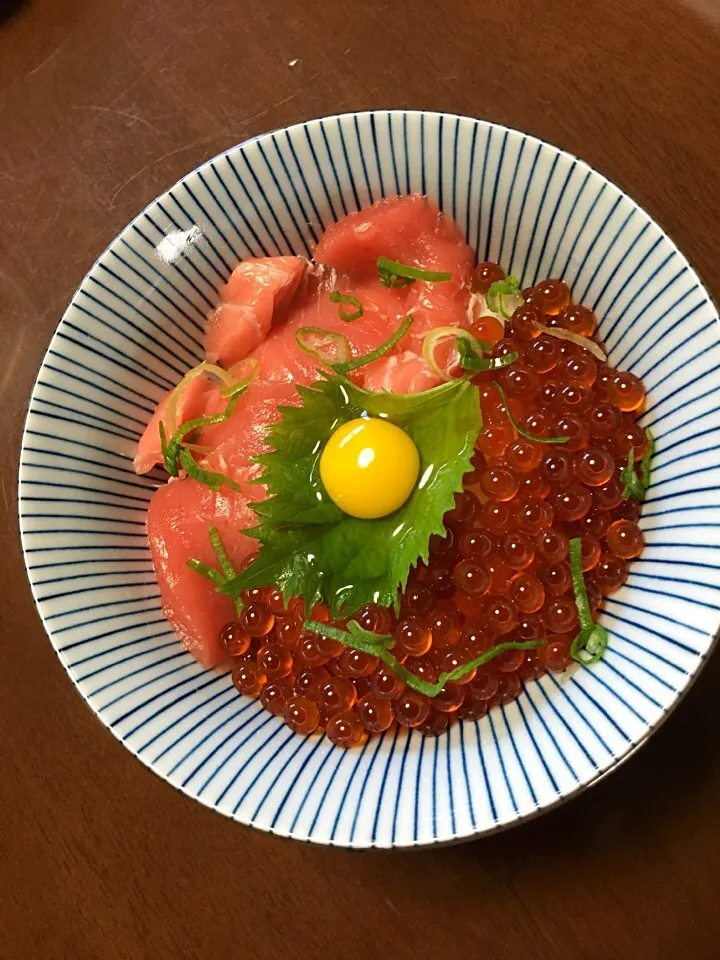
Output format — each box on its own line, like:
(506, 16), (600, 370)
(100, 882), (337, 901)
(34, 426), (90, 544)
(220, 372), (482, 618)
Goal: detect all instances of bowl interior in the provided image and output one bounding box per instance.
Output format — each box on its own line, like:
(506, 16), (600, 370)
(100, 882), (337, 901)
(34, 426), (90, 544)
(19, 111), (720, 847)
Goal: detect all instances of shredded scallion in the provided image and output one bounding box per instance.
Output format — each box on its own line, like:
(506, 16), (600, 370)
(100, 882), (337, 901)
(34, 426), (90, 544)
(220, 357), (259, 398)
(485, 276), (524, 320)
(187, 526), (243, 614)
(296, 326), (350, 366)
(620, 447), (645, 500)
(332, 315), (414, 374)
(162, 389), (246, 477)
(178, 447), (241, 494)
(640, 428), (655, 490)
(533, 323), (607, 362)
(568, 537), (609, 665)
(186, 559), (226, 587)
(329, 290), (364, 322)
(457, 338), (518, 373)
(377, 255), (452, 288)
(421, 327), (489, 382)
(304, 619), (544, 697)
(492, 380), (569, 444)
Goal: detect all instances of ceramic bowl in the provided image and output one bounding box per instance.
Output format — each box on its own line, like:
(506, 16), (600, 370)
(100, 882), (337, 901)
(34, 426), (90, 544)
(19, 110), (720, 847)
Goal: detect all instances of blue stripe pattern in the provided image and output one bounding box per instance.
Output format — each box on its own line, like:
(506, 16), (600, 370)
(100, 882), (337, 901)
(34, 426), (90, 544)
(18, 111), (720, 849)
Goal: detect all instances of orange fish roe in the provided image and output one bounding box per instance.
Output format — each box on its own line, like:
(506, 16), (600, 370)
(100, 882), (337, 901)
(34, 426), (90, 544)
(225, 269), (647, 746)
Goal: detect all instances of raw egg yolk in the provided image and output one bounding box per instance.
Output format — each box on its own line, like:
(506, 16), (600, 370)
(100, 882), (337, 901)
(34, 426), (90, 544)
(319, 417), (420, 520)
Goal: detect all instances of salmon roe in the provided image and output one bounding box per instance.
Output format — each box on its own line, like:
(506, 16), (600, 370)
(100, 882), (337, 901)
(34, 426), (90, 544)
(221, 273), (647, 746)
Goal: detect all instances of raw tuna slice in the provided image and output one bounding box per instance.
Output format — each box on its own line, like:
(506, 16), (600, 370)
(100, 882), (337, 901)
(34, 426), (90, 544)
(205, 256), (306, 367)
(362, 351), (444, 393)
(315, 195), (474, 285)
(147, 478), (258, 669)
(198, 379), (301, 475)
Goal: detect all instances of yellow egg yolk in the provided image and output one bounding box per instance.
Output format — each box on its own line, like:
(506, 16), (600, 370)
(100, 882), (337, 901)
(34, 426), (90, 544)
(319, 417), (420, 520)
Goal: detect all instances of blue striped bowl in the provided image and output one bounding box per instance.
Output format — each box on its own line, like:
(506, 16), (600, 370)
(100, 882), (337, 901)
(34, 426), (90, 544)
(20, 111), (720, 847)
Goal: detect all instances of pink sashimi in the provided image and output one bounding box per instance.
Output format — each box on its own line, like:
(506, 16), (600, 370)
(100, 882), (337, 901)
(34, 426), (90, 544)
(315, 195), (473, 283)
(147, 480), (258, 669)
(199, 379), (301, 476)
(205, 256), (306, 367)
(362, 351), (445, 393)
(144, 196), (475, 668)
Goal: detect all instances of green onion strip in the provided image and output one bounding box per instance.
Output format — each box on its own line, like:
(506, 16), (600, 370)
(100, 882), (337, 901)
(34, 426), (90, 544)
(296, 326), (350, 366)
(619, 447), (645, 501)
(377, 255), (452, 288)
(209, 525), (238, 580)
(304, 619), (543, 697)
(332, 315), (414, 374)
(187, 525), (243, 615)
(485, 276), (524, 320)
(329, 290), (364, 322)
(186, 559), (226, 587)
(568, 537), (609, 665)
(457, 338), (518, 373)
(492, 380), (569, 444)
(421, 327), (492, 382)
(178, 447), (241, 494)
(162, 389), (243, 476)
(640, 428), (655, 490)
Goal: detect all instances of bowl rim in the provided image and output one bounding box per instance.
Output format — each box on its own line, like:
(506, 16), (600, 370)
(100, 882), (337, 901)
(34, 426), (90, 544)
(18, 108), (720, 847)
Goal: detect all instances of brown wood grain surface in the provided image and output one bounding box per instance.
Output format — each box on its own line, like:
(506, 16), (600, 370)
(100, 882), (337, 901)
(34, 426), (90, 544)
(1, 0), (719, 957)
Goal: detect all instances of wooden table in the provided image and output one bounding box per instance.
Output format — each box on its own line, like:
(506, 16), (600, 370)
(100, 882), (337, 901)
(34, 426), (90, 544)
(2, 0), (719, 956)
